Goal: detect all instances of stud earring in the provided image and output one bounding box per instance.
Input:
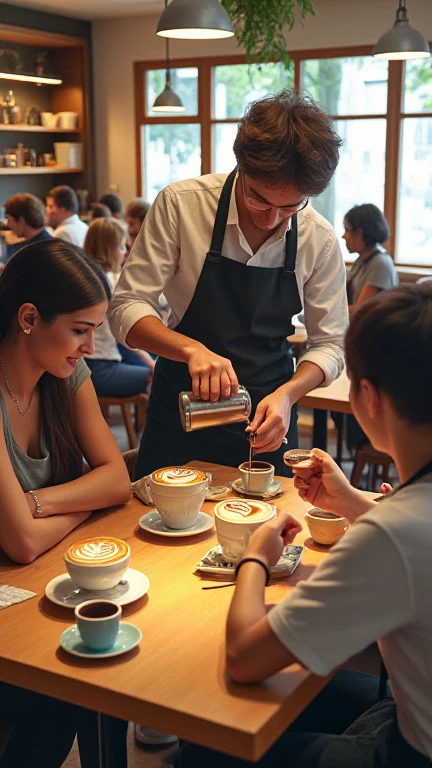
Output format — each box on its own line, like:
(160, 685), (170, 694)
(23, 328), (31, 335)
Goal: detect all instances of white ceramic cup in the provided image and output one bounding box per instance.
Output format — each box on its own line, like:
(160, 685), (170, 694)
(304, 507), (349, 546)
(64, 538), (130, 591)
(239, 461), (275, 493)
(146, 466), (210, 529)
(214, 498), (277, 563)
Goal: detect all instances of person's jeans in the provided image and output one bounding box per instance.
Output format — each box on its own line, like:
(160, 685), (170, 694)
(86, 358), (150, 397)
(176, 670), (431, 768)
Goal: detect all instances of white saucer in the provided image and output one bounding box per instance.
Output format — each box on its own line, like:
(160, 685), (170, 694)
(138, 510), (214, 538)
(232, 478), (282, 499)
(45, 568), (150, 609)
(60, 622), (142, 659)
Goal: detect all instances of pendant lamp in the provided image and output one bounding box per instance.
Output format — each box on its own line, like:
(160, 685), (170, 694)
(374, 0), (430, 60)
(157, 0), (234, 40)
(153, 2), (185, 113)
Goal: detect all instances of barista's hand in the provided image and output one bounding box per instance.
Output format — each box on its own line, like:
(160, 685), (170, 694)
(247, 389), (291, 453)
(186, 345), (239, 403)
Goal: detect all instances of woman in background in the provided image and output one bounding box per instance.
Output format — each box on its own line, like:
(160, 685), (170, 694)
(343, 204), (398, 316)
(83, 217), (154, 395)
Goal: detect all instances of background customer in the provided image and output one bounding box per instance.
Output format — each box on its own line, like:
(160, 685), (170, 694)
(46, 185), (88, 247)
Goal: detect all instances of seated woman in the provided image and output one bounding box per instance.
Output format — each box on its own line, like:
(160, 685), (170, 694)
(0, 238), (130, 766)
(343, 203), (398, 316)
(178, 282), (432, 768)
(83, 218), (154, 396)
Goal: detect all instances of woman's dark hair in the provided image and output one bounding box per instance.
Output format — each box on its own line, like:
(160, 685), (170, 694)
(345, 283), (432, 425)
(344, 204), (390, 246)
(233, 89), (343, 195)
(5, 193), (46, 229)
(90, 202), (111, 220)
(125, 199), (150, 223)
(0, 239), (111, 485)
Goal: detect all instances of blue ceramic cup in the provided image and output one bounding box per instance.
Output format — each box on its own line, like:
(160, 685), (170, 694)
(75, 600), (121, 651)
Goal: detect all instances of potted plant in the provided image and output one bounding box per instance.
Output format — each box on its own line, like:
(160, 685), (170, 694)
(221, 0), (316, 66)
(4, 49), (21, 73)
(35, 51), (48, 77)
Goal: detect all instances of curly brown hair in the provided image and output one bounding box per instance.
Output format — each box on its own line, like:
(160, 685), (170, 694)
(234, 90), (343, 196)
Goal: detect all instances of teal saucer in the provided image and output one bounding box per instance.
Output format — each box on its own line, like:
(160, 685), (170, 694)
(60, 622), (142, 659)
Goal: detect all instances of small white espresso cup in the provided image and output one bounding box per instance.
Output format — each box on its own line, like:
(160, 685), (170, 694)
(239, 460), (275, 493)
(304, 507), (349, 546)
(214, 498), (277, 563)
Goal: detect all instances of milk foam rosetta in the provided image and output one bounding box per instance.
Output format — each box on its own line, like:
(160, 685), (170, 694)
(65, 537), (129, 566)
(152, 467), (207, 485)
(216, 499), (271, 522)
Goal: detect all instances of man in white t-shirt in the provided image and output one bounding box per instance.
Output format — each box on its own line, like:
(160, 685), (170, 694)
(178, 282), (432, 768)
(46, 185), (88, 247)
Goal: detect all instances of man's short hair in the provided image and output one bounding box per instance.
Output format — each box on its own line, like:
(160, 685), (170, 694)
(99, 193), (124, 217)
(90, 202), (111, 220)
(125, 199), (151, 223)
(47, 185), (79, 215)
(234, 89), (343, 196)
(5, 193), (46, 229)
(345, 283), (432, 425)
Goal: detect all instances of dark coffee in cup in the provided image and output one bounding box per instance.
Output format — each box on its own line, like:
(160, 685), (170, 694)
(77, 602), (119, 619)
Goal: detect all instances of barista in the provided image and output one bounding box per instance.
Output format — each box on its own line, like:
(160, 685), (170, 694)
(109, 90), (348, 478)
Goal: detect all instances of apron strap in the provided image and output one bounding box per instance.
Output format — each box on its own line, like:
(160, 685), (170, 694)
(283, 213), (298, 277)
(206, 169), (237, 263)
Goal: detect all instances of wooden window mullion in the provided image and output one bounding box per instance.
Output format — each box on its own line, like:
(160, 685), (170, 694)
(384, 60), (403, 259)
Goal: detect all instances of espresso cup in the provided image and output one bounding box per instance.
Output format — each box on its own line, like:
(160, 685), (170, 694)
(75, 600), (121, 651)
(239, 461), (275, 493)
(64, 537), (130, 591)
(214, 498), (277, 563)
(146, 466), (210, 529)
(304, 507), (349, 546)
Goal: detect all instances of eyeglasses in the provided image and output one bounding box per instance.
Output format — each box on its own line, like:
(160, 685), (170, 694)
(241, 174), (309, 214)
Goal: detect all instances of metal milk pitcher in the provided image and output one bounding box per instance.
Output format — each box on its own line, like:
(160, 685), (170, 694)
(179, 386), (252, 432)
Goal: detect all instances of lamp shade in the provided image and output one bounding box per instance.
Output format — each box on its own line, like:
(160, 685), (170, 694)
(157, 0), (234, 40)
(153, 78), (185, 112)
(374, 19), (430, 60)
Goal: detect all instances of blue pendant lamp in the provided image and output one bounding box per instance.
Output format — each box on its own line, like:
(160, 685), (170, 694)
(157, 0), (234, 40)
(374, 0), (430, 60)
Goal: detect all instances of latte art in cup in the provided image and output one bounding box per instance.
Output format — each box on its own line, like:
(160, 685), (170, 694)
(65, 537), (129, 566)
(152, 467), (208, 486)
(215, 499), (272, 523)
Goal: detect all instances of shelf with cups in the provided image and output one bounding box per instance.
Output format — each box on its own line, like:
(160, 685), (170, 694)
(0, 166), (83, 174)
(0, 125), (80, 132)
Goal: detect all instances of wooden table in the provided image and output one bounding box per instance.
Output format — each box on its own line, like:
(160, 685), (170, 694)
(0, 463), (332, 764)
(297, 370), (351, 453)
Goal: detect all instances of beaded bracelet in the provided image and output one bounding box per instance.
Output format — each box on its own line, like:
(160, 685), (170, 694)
(29, 490), (43, 516)
(234, 557), (270, 586)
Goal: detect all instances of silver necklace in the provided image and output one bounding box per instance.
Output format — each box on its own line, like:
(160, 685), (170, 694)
(0, 357), (33, 417)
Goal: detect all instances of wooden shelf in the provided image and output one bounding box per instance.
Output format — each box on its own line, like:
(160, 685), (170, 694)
(0, 125), (80, 133)
(0, 166), (83, 175)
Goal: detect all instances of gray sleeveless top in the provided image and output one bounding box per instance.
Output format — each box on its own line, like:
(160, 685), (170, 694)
(0, 358), (90, 492)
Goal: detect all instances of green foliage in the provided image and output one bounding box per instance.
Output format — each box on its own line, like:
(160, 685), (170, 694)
(214, 62), (294, 118)
(221, 0), (316, 68)
(4, 49), (21, 73)
(35, 51), (49, 66)
(405, 60), (432, 110)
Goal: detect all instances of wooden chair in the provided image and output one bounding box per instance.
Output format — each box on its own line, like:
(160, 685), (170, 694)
(351, 443), (394, 491)
(122, 448), (138, 481)
(98, 393), (148, 449)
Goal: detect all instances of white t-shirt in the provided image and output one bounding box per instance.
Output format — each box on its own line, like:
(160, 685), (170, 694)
(53, 214), (88, 248)
(268, 474), (432, 759)
(109, 173), (348, 386)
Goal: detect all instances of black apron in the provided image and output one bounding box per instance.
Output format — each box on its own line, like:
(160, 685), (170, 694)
(136, 170), (303, 479)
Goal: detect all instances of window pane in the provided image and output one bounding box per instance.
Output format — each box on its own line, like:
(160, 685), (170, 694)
(213, 123), (238, 172)
(396, 118), (432, 265)
(142, 124), (201, 201)
(301, 57), (388, 115)
(403, 60), (432, 113)
(213, 63), (293, 120)
(313, 119), (386, 253)
(146, 67), (198, 117)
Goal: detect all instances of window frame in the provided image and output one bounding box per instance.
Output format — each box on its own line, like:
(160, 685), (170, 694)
(134, 45), (432, 267)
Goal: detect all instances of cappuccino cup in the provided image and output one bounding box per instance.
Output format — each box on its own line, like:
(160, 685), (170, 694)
(239, 460), (275, 493)
(304, 507), (349, 546)
(214, 498), (277, 563)
(75, 600), (121, 651)
(64, 537), (130, 591)
(146, 466), (209, 529)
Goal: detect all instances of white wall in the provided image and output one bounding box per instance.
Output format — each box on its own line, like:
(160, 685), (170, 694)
(92, 0), (432, 203)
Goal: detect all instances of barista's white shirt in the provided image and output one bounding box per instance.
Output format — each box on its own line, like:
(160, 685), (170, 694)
(109, 173), (348, 385)
(53, 214), (88, 248)
(268, 474), (432, 760)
